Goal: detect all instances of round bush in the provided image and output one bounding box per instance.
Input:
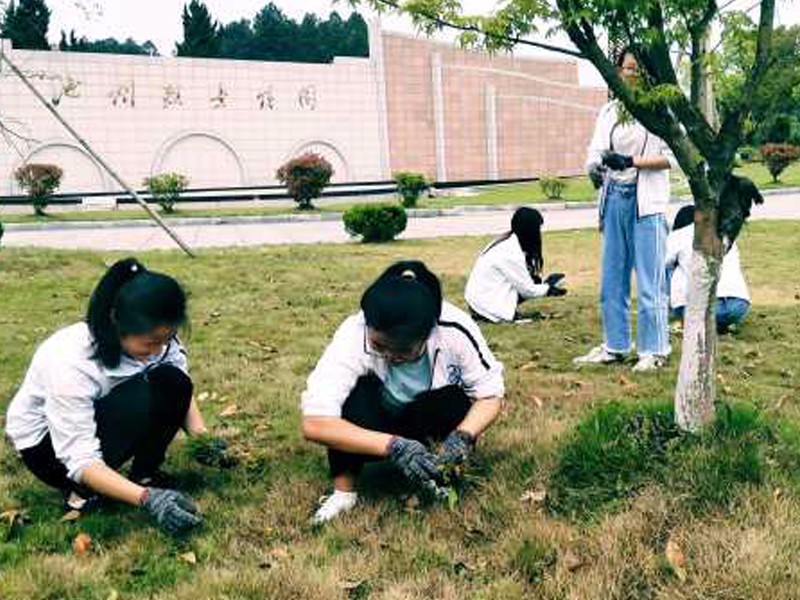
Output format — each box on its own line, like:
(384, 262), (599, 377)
(343, 204), (407, 243)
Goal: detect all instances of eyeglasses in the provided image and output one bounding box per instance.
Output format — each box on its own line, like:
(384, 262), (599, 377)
(363, 331), (427, 363)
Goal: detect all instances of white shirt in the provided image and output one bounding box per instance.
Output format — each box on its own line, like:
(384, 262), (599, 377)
(5, 322), (189, 482)
(666, 224), (750, 309)
(586, 101), (677, 216)
(464, 236), (549, 322)
(301, 301), (504, 417)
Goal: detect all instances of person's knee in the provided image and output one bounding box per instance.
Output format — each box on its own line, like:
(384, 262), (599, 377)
(147, 365), (193, 415)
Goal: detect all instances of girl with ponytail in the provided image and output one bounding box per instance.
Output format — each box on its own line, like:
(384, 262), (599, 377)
(465, 207), (568, 322)
(301, 260), (505, 524)
(6, 258), (231, 536)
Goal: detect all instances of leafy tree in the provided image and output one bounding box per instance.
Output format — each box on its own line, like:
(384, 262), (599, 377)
(340, 12), (370, 57)
(176, 0), (220, 58)
(14, 163), (62, 216)
(218, 19), (256, 60)
(2, 0), (50, 50)
(144, 172), (189, 214)
(276, 153), (334, 210)
(251, 2), (297, 61)
(351, 0), (777, 432)
(59, 30), (159, 55)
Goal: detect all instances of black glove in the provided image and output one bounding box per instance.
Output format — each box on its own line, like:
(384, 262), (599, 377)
(141, 488), (202, 536)
(436, 430), (475, 472)
(588, 164), (606, 189)
(602, 151), (634, 171)
(544, 272), (568, 297)
(388, 437), (440, 488)
(187, 434), (238, 469)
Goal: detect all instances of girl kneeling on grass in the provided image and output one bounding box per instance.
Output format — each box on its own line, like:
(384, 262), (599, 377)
(301, 261), (505, 524)
(5, 258), (231, 536)
(465, 207), (567, 322)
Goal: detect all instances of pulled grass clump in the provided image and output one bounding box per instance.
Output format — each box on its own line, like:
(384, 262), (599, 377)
(548, 401), (800, 521)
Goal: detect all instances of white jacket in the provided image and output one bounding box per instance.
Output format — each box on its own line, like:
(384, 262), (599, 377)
(5, 322), (188, 482)
(301, 301), (504, 417)
(666, 224), (750, 308)
(464, 236), (549, 322)
(587, 101), (677, 217)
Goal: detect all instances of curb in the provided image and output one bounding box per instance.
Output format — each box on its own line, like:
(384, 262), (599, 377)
(5, 187), (798, 233)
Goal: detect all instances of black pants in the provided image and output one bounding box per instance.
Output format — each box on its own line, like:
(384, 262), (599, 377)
(328, 374), (471, 477)
(19, 365), (192, 495)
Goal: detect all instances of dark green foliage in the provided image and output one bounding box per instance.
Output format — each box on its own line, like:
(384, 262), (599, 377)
(176, 0), (221, 58)
(511, 538), (556, 585)
(539, 176), (568, 200)
(343, 204), (407, 243)
(58, 30), (158, 55)
(761, 143), (800, 182)
(14, 163), (62, 216)
(548, 401), (798, 521)
(394, 171), (430, 208)
(2, 0), (50, 50)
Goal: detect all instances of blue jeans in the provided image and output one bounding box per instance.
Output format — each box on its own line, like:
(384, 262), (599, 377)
(672, 297), (750, 329)
(600, 181), (670, 356)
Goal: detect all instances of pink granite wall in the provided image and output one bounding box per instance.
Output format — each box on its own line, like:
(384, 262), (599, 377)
(382, 33), (606, 182)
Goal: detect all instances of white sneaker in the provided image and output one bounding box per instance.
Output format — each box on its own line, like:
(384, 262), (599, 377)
(573, 345), (625, 366)
(632, 354), (667, 372)
(312, 490), (358, 524)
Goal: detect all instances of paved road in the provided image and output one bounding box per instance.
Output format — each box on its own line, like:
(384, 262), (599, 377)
(4, 194), (799, 252)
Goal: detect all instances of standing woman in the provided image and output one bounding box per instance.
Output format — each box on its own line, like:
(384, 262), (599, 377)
(6, 258), (228, 535)
(465, 207), (567, 322)
(301, 261), (505, 524)
(574, 48), (674, 372)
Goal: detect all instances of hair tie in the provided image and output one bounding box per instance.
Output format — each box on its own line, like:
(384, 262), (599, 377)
(131, 264), (139, 273)
(400, 269), (417, 280)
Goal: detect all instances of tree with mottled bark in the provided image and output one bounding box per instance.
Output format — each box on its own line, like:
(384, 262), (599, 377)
(348, 0), (775, 432)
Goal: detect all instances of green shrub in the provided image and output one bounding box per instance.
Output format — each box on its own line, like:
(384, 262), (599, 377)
(760, 143), (800, 182)
(144, 172), (189, 214)
(547, 401), (795, 521)
(511, 538), (556, 585)
(394, 171), (430, 208)
(539, 176), (567, 200)
(276, 152), (334, 210)
(14, 163), (63, 216)
(343, 203), (407, 243)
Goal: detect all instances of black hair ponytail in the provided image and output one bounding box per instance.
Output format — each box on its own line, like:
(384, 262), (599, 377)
(511, 207), (544, 279)
(673, 205), (695, 231)
(86, 257), (187, 368)
(361, 260), (442, 348)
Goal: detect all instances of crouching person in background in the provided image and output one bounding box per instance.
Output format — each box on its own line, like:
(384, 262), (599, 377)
(5, 258), (231, 536)
(301, 261), (505, 524)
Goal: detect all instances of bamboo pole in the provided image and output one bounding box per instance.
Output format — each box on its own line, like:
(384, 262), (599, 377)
(0, 47), (196, 258)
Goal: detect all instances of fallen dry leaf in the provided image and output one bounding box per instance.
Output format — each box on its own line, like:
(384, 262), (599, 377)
(73, 532), (92, 556)
(775, 394), (790, 410)
(106, 591), (119, 600)
(178, 551), (197, 565)
(520, 489), (547, 504)
(563, 550), (585, 572)
(0, 509), (28, 527)
(196, 391), (210, 402)
(520, 362), (538, 372)
(219, 404), (239, 418)
(531, 395), (544, 409)
(665, 537), (687, 581)
(61, 510), (82, 523)
(404, 495), (421, 511)
(340, 579), (367, 590)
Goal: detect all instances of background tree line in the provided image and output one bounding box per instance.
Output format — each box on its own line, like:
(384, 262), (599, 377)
(0, 0), (369, 63)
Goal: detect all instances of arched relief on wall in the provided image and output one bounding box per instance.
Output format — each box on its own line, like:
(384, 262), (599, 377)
(14, 140), (107, 194)
(286, 139), (351, 182)
(152, 131), (246, 187)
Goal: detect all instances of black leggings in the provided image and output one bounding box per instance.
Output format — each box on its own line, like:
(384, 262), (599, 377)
(19, 365), (192, 495)
(328, 374), (472, 477)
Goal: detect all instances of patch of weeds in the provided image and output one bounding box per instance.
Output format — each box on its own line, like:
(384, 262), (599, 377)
(548, 401), (797, 521)
(510, 538), (556, 585)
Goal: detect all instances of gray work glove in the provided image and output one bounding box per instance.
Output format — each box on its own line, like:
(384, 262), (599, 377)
(545, 272), (568, 297)
(140, 488), (202, 536)
(388, 437), (440, 488)
(588, 164), (606, 189)
(436, 430), (475, 472)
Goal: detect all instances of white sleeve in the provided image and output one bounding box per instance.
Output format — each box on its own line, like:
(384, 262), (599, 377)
(655, 135), (677, 170)
(454, 317), (505, 400)
(164, 338), (189, 374)
(497, 255), (550, 300)
(586, 104), (612, 171)
(300, 317), (368, 418)
(42, 363), (104, 482)
(665, 231), (680, 270)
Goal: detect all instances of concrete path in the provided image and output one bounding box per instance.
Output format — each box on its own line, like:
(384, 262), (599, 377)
(4, 193), (799, 252)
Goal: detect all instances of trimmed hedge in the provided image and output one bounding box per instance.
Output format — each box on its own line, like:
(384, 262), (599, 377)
(343, 203), (407, 243)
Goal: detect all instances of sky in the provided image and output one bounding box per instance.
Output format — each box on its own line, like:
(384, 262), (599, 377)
(44, 0), (800, 88)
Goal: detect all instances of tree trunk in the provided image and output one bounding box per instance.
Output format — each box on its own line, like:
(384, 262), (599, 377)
(674, 207), (723, 432)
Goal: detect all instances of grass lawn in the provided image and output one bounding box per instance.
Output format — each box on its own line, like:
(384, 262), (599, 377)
(1, 222), (800, 599)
